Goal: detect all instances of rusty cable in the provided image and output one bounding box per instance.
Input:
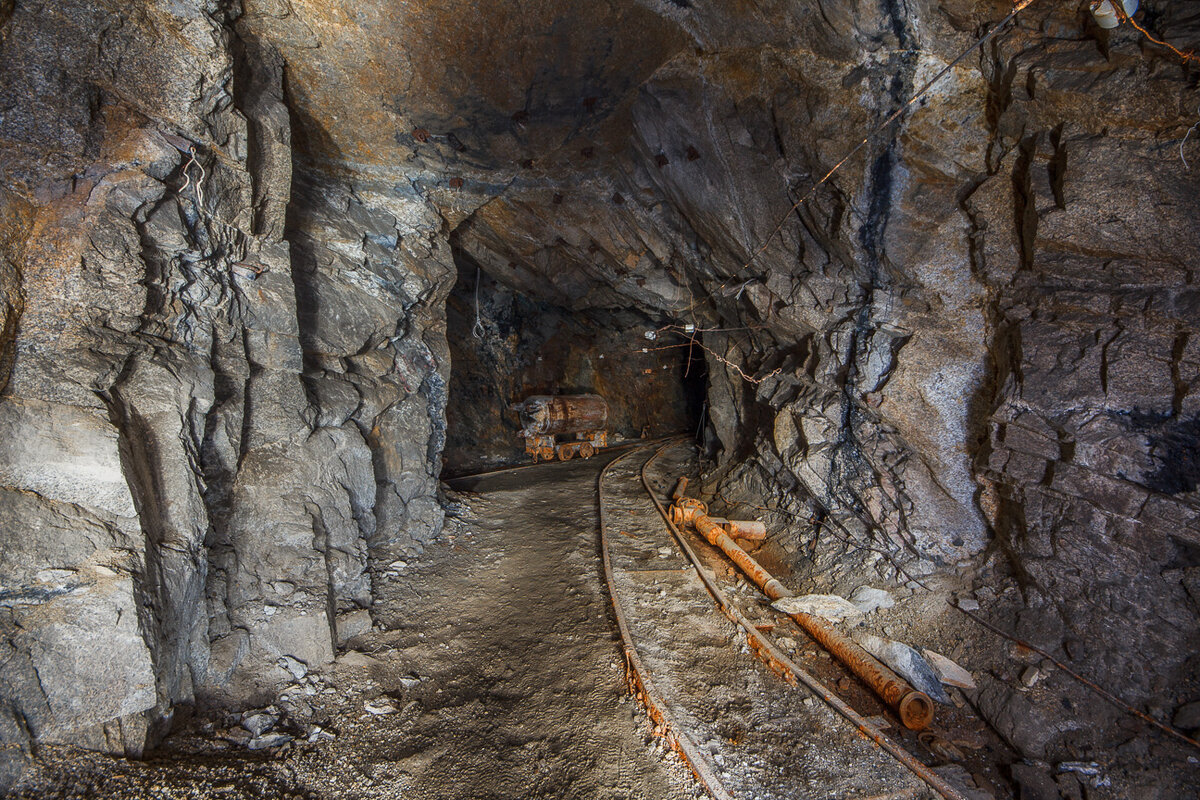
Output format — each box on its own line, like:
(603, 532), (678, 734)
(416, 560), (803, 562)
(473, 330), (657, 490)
(950, 602), (1200, 752)
(598, 442), (735, 800)
(1112, 3), (1200, 65)
(639, 441), (971, 800)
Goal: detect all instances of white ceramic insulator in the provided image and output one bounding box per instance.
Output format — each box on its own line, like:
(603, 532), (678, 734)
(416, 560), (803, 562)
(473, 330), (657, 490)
(1091, 0), (1138, 29)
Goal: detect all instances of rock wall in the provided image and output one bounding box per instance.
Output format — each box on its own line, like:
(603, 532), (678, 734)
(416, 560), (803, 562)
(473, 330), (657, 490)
(2, 0), (1198, 789)
(447, 0), (1200, 775)
(0, 0), (454, 774)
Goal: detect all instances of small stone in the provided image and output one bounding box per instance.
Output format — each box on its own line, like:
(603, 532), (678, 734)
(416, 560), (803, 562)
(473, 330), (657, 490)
(241, 712), (277, 737)
(656, 547), (673, 558)
(931, 764), (994, 800)
(776, 637), (797, 653)
(848, 586), (894, 614)
(973, 587), (997, 603)
(278, 655), (308, 680)
(389, 560), (408, 569)
(922, 731), (965, 762)
(772, 594), (864, 622)
(336, 609), (373, 644)
(956, 597), (981, 612)
(923, 648), (976, 689)
(247, 733), (292, 750)
(1173, 700), (1200, 730)
(220, 727), (252, 746)
(364, 698), (396, 715)
(398, 674), (422, 689)
(1020, 665), (1041, 688)
(307, 725), (336, 743)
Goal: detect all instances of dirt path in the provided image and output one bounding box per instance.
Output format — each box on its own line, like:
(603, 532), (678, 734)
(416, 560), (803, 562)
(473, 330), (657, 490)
(14, 451), (696, 800)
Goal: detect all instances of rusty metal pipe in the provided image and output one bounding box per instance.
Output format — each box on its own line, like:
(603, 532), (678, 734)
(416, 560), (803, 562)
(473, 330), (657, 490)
(670, 481), (934, 731)
(693, 514), (791, 602)
(706, 518), (767, 540)
(723, 519), (767, 540)
(642, 446), (968, 800)
(789, 610), (934, 731)
(672, 476), (689, 500)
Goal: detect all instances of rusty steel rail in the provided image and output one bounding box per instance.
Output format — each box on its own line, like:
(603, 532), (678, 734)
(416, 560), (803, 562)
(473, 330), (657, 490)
(668, 475), (935, 731)
(598, 443), (735, 800)
(640, 441), (969, 800)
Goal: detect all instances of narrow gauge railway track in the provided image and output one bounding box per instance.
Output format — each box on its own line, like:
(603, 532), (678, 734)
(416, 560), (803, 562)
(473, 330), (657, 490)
(599, 440), (967, 800)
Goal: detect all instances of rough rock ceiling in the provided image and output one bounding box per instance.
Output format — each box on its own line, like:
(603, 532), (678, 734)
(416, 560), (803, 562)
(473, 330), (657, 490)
(242, 0), (686, 173)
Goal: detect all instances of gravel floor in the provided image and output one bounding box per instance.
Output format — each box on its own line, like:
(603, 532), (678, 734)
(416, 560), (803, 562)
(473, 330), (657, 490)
(12, 452), (696, 800)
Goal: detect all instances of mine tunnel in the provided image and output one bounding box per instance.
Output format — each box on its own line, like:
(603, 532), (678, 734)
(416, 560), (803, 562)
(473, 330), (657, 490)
(442, 250), (708, 476)
(2, 1), (1200, 798)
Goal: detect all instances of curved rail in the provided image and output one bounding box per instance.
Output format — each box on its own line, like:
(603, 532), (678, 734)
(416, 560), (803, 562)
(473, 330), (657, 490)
(597, 442), (734, 800)
(638, 441), (968, 800)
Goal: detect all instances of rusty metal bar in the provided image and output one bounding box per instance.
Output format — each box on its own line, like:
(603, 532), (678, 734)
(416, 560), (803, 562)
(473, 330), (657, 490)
(598, 445), (734, 800)
(668, 478), (934, 732)
(640, 443), (968, 800)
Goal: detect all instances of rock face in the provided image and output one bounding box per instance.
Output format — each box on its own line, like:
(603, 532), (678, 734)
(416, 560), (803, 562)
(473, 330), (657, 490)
(1, 0), (1198, 791)
(0, 0), (453, 769)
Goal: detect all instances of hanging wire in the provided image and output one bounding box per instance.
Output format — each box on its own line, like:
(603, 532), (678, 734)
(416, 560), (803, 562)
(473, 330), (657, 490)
(1181, 105), (1200, 170)
(179, 146), (206, 211)
(1111, 2), (1200, 65)
(658, 0), (1040, 333)
(734, 0), (1038, 279)
(472, 266), (486, 339)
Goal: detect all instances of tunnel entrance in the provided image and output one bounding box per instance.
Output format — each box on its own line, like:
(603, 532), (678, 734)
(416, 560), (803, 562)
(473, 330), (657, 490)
(442, 249), (707, 477)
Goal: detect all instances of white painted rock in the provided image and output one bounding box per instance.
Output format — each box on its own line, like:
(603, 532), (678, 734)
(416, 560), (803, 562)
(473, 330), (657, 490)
(849, 586), (895, 614)
(854, 633), (950, 703)
(922, 648), (977, 690)
(772, 594), (864, 622)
